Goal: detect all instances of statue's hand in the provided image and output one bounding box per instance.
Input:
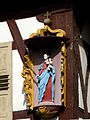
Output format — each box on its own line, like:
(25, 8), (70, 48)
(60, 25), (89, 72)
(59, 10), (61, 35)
(48, 64), (52, 71)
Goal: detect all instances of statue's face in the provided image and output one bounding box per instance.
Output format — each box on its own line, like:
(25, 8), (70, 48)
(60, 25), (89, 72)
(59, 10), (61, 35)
(44, 54), (48, 60)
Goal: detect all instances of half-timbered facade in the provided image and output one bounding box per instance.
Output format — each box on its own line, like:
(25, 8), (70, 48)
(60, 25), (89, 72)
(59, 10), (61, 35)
(0, 0), (90, 119)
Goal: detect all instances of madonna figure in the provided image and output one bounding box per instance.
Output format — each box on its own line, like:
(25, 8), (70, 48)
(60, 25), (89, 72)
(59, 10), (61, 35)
(38, 53), (55, 102)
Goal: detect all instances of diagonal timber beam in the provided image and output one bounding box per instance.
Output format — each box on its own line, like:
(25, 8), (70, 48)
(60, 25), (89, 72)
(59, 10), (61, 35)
(7, 19), (26, 64)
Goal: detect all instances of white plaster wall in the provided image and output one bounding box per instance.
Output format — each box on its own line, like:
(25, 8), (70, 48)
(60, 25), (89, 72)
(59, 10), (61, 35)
(78, 45), (90, 113)
(81, 23), (90, 113)
(79, 45), (87, 85)
(0, 21), (13, 42)
(78, 73), (84, 109)
(16, 17), (44, 40)
(87, 73), (90, 112)
(12, 50), (27, 111)
(78, 45), (87, 109)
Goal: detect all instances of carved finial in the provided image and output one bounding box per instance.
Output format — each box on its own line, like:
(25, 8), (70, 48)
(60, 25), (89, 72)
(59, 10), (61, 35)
(44, 11), (51, 19)
(44, 11), (52, 26)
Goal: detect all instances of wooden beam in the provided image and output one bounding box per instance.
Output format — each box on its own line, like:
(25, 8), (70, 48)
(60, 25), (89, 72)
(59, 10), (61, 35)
(0, 0), (72, 22)
(7, 19), (26, 64)
(13, 110), (34, 120)
(77, 107), (90, 119)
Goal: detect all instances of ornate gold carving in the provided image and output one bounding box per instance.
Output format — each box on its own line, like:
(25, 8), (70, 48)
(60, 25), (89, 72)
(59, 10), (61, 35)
(30, 25), (66, 38)
(61, 41), (66, 107)
(36, 106), (58, 118)
(21, 54), (34, 110)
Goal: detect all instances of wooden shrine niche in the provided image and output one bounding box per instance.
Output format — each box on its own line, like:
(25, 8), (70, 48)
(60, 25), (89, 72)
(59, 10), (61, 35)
(21, 15), (69, 118)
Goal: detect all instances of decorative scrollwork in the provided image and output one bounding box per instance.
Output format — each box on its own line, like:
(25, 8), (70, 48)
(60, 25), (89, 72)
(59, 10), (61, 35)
(36, 106), (58, 118)
(30, 25), (66, 38)
(21, 54), (34, 110)
(61, 41), (66, 107)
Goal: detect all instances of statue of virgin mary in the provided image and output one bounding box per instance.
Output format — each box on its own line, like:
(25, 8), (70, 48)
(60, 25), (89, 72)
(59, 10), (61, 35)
(38, 53), (55, 102)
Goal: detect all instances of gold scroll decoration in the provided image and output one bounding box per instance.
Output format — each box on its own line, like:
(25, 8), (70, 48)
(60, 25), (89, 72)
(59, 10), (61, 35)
(36, 106), (58, 118)
(61, 41), (66, 107)
(30, 25), (66, 38)
(21, 53), (34, 110)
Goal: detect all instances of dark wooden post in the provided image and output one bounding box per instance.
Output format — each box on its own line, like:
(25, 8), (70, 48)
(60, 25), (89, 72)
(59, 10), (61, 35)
(52, 10), (73, 120)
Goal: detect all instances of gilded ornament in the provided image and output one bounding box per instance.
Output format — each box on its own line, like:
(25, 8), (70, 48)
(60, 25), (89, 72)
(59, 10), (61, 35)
(30, 25), (66, 38)
(21, 54), (34, 110)
(36, 106), (58, 118)
(61, 41), (66, 107)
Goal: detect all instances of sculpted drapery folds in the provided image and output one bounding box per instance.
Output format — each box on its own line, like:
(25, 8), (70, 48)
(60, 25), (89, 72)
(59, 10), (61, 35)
(38, 54), (55, 102)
